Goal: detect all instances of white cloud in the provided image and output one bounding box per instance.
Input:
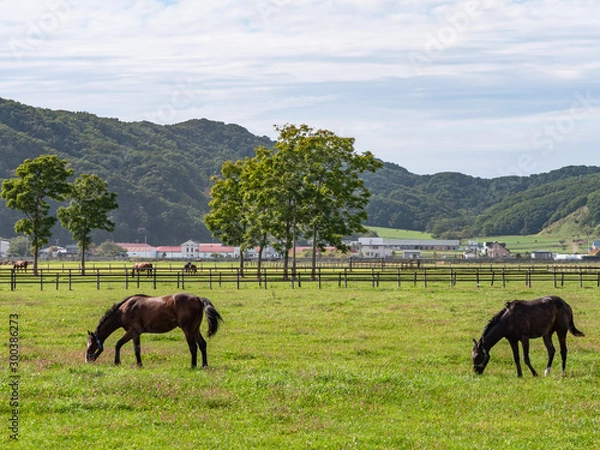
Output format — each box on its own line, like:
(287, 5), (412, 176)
(0, 0), (599, 177)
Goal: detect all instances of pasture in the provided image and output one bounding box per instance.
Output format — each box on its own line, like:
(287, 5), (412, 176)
(1, 282), (598, 449)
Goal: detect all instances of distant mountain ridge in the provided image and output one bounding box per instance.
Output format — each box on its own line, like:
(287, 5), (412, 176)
(1, 97), (599, 244)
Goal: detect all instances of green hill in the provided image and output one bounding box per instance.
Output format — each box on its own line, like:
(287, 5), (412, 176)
(1, 97), (599, 245)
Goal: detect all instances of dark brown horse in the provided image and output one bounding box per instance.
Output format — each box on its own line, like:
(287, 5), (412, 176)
(86, 293), (223, 368)
(184, 262), (197, 274)
(13, 260), (28, 271)
(131, 262), (153, 276)
(472, 295), (584, 377)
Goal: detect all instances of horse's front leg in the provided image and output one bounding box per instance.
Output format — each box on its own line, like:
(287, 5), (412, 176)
(542, 334), (556, 376)
(521, 337), (538, 377)
(114, 329), (138, 366)
(508, 339), (524, 377)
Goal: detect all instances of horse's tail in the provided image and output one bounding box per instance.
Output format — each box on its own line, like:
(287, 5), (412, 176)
(200, 297), (223, 337)
(567, 303), (585, 337)
(569, 315), (585, 337)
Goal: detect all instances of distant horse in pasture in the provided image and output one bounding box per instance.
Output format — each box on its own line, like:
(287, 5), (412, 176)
(472, 295), (584, 377)
(184, 262), (197, 274)
(13, 260), (28, 271)
(86, 293), (223, 368)
(131, 262), (153, 276)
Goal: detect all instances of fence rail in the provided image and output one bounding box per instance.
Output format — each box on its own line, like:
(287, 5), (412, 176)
(2, 264), (600, 290)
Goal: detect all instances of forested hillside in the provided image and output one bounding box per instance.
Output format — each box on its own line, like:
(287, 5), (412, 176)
(0, 98), (272, 244)
(365, 163), (600, 238)
(1, 97), (599, 244)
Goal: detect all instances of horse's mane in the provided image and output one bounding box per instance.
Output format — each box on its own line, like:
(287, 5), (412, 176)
(96, 294), (150, 331)
(481, 301), (514, 339)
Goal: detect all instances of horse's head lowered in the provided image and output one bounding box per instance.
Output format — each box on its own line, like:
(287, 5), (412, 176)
(472, 338), (490, 374)
(85, 331), (104, 362)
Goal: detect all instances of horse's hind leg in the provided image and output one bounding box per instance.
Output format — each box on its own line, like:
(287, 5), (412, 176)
(557, 330), (568, 375)
(133, 335), (142, 367)
(542, 334), (556, 376)
(183, 329), (199, 368)
(195, 329), (208, 368)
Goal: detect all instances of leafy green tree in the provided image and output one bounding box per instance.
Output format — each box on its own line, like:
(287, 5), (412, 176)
(7, 236), (30, 257)
(263, 124), (382, 279)
(57, 174), (118, 274)
(95, 240), (127, 258)
(205, 124), (382, 280)
(1, 155), (73, 274)
(204, 160), (249, 274)
(293, 127), (383, 278)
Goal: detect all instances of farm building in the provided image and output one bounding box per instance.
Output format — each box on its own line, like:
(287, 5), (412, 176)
(357, 237), (460, 258)
(116, 243), (157, 259)
(198, 243), (239, 259)
(530, 250), (553, 260)
(156, 246), (183, 259)
(0, 239), (9, 258)
(181, 240), (199, 259)
(485, 241), (511, 258)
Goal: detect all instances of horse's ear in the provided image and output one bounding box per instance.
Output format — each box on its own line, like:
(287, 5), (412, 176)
(472, 338), (478, 346)
(88, 330), (92, 336)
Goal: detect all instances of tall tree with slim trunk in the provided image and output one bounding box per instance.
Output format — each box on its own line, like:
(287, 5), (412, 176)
(57, 174), (118, 275)
(298, 128), (383, 279)
(1, 155), (73, 275)
(204, 159), (249, 275)
(206, 124), (382, 280)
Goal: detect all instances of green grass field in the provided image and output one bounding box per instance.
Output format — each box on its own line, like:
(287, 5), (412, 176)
(1, 282), (598, 449)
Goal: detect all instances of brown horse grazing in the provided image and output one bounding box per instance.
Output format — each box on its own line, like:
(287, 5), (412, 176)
(13, 260), (28, 271)
(85, 293), (223, 368)
(184, 262), (197, 274)
(472, 295), (584, 377)
(131, 262), (153, 276)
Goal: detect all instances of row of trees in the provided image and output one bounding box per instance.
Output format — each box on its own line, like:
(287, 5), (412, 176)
(1, 155), (118, 274)
(204, 124), (383, 279)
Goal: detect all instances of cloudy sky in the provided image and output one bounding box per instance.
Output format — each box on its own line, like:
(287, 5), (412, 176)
(1, 0), (599, 178)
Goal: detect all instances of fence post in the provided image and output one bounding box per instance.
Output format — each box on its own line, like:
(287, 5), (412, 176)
(56, 273), (59, 290)
(318, 268), (321, 289)
(397, 268), (401, 288)
(68, 269), (72, 291)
